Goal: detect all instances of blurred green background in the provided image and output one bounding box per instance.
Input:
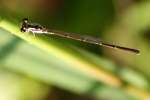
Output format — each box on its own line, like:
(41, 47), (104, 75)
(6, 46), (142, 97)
(0, 0), (149, 100)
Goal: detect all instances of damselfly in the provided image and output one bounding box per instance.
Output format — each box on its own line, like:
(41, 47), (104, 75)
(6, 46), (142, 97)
(20, 18), (140, 54)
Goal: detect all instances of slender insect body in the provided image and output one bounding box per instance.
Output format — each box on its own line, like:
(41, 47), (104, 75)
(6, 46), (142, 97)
(20, 18), (140, 54)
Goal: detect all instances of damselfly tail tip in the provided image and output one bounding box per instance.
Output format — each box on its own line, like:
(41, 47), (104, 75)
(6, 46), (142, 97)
(119, 48), (140, 55)
(134, 49), (140, 55)
(101, 43), (140, 54)
(126, 48), (140, 54)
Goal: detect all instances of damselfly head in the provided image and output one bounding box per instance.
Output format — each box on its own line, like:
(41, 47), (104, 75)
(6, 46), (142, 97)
(21, 18), (29, 32)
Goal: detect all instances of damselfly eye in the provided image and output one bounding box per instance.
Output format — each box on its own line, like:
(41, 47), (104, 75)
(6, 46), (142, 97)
(22, 18), (28, 23)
